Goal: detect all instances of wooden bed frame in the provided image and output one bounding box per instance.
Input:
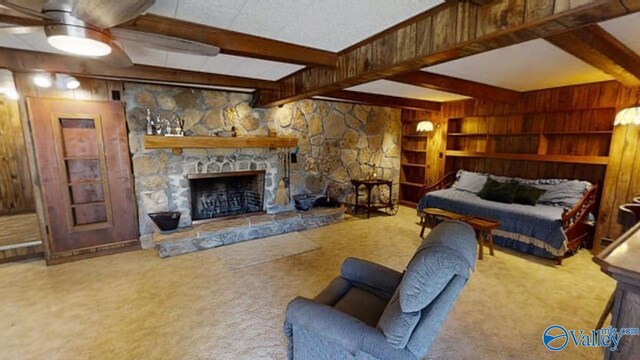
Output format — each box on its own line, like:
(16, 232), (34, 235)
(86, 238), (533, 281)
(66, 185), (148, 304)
(422, 172), (599, 265)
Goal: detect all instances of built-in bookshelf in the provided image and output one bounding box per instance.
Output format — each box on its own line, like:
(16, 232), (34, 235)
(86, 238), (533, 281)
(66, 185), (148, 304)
(399, 122), (428, 207)
(445, 108), (614, 166)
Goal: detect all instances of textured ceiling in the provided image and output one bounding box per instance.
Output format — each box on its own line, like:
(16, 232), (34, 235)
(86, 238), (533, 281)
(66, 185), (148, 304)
(347, 80), (469, 102)
(599, 12), (640, 55)
(425, 39), (614, 92)
(148, 0), (443, 52)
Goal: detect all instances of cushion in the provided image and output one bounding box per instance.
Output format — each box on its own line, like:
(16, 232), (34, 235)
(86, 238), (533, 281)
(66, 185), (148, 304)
(454, 170), (487, 194)
(478, 178), (519, 204)
(513, 185), (547, 206)
(333, 287), (389, 327)
(537, 180), (590, 207)
(377, 289), (421, 349)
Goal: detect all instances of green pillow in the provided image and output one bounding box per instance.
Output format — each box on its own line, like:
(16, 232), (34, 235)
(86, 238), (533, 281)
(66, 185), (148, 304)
(513, 185), (547, 206)
(478, 178), (519, 204)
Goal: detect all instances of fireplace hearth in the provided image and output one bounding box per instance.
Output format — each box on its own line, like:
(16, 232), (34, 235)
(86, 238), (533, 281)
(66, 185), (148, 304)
(188, 170), (265, 223)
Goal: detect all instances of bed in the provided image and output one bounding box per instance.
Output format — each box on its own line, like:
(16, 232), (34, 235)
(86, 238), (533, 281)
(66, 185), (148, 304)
(417, 171), (598, 264)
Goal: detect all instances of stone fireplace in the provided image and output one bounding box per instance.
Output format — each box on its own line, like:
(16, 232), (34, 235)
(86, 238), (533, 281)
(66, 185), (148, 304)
(188, 170), (265, 223)
(125, 83), (402, 247)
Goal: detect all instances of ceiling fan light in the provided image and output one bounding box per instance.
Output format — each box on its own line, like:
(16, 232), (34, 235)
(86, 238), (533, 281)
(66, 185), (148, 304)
(48, 34), (112, 56)
(33, 73), (53, 88)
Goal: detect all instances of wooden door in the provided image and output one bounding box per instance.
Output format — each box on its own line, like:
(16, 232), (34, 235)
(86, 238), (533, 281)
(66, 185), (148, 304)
(27, 98), (138, 264)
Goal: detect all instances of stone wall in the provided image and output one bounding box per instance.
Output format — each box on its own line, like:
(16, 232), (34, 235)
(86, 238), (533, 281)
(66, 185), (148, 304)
(125, 83), (401, 238)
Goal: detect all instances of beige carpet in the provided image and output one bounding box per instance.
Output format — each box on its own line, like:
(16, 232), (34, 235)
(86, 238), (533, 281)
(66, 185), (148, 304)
(0, 207), (614, 360)
(213, 232), (320, 270)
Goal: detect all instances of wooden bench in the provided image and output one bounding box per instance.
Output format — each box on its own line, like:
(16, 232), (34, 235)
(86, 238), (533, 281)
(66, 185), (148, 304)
(420, 208), (500, 260)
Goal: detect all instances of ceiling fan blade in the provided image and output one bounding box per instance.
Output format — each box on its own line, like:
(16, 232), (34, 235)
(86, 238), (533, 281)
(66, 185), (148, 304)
(0, 25), (41, 35)
(98, 41), (133, 68)
(0, 0), (52, 20)
(71, 0), (155, 29)
(111, 28), (220, 57)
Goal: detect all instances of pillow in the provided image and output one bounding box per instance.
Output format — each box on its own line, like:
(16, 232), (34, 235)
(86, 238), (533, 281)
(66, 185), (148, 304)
(377, 289), (421, 349)
(454, 170), (487, 194)
(513, 185), (546, 206)
(478, 178), (519, 204)
(537, 180), (590, 208)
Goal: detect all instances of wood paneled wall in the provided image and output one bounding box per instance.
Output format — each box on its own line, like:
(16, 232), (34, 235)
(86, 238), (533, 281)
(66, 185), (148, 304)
(403, 80), (640, 253)
(0, 96), (34, 214)
(595, 87), (640, 252)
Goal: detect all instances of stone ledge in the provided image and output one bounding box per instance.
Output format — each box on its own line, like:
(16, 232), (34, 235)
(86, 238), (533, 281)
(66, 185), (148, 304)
(153, 206), (346, 258)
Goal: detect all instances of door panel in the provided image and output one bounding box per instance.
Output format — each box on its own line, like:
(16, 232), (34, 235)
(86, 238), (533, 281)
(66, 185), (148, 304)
(27, 98), (138, 259)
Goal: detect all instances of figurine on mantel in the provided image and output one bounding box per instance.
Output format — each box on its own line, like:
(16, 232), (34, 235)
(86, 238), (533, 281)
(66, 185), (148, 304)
(165, 116), (184, 137)
(147, 109), (185, 137)
(145, 109), (154, 135)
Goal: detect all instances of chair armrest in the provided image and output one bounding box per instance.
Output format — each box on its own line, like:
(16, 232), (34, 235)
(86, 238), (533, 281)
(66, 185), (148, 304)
(284, 297), (415, 360)
(284, 296), (368, 355)
(341, 257), (403, 295)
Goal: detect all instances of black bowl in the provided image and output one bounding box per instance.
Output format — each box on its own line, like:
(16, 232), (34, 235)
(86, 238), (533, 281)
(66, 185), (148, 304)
(148, 211), (181, 231)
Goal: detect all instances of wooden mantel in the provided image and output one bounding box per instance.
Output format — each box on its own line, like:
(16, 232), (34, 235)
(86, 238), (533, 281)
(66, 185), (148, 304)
(143, 135), (298, 154)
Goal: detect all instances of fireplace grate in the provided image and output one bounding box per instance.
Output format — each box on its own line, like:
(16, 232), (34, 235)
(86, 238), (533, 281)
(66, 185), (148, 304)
(199, 190), (262, 218)
(189, 171), (265, 221)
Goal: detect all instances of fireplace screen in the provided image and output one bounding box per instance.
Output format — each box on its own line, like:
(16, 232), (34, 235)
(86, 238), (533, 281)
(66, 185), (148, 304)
(188, 170), (265, 221)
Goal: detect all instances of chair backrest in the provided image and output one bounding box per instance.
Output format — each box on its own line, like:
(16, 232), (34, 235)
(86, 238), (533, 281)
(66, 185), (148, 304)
(405, 221), (477, 358)
(376, 221), (477, 358)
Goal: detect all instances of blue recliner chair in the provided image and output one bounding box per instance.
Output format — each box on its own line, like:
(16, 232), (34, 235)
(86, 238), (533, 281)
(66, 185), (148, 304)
(284, 221), (477, 360)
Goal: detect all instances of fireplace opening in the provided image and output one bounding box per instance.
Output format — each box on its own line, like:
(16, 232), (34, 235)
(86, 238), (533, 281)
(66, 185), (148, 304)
(188, 170), (265, 222)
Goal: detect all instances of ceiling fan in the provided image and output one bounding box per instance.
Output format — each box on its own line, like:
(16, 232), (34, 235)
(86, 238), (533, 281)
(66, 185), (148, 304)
(0, 0), (221, 67)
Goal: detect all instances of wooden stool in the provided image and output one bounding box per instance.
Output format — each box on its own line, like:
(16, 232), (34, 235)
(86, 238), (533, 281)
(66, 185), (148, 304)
(421, 208), (500, 260)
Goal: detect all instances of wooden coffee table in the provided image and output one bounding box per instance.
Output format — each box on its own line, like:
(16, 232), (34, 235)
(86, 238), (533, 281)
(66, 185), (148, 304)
(420, 208), (500, 260)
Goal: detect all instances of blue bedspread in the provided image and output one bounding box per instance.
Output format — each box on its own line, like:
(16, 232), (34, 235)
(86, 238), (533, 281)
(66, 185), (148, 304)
(418, 189), (568, 257)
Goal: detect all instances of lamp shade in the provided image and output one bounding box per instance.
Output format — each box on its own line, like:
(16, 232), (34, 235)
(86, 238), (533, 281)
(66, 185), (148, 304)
(416, 120), (434, 132)
(614, 106), (640, 126)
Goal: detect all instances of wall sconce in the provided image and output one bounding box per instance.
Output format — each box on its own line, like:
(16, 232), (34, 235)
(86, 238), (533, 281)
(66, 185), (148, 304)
(32, 73), (81, 90)
(33, 73), (53, 88)
(615, 92), (640, 126)
(62, 75), (81, 90)
(416, 120), (434, 132)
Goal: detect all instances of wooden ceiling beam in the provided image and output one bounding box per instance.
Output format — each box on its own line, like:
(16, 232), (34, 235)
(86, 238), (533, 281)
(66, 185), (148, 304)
(254, 0), (637, 108)
(389, 71), (520, 103)
(545, 24), (640, 88)
(325, 90), (441, 111)
(0, 47), (277, 90)
(118, 14), (337, 67)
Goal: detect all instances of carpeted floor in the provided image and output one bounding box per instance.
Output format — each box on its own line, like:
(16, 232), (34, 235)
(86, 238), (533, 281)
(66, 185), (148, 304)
(0, 206), (614, 360)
